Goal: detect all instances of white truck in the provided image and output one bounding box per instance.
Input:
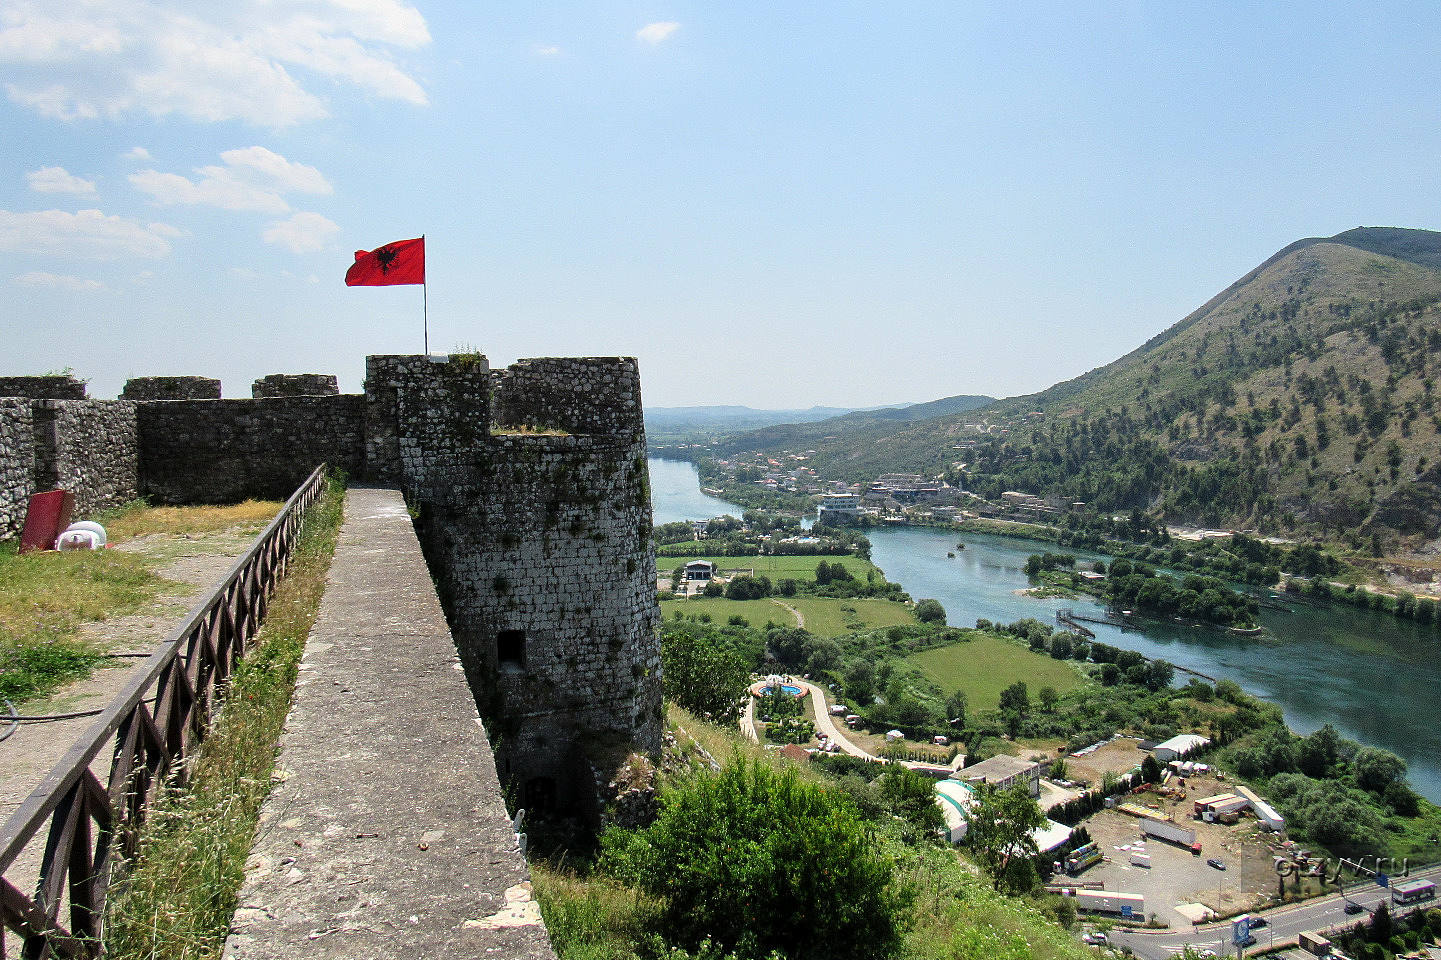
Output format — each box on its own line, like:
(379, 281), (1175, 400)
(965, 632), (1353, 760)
(1066, 888), (1146, 918)
(1141, 817), (1201, 853)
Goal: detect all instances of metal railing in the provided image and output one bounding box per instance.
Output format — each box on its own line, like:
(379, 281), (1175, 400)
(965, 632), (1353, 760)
(0, 465), (328, 958)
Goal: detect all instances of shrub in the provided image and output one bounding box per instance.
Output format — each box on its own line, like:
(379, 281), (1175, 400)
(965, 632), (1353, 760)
(915, 598), (947, 623)
(601, 758), (909, 960)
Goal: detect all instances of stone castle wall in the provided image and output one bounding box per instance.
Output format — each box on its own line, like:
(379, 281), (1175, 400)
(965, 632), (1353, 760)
(122, 376), (221, 401)
(0, 397), (136, 537)
(371, 353), (661, 811)
(0, 399), (34, 538)
(138, 396), (366, 504)
(251, 373), (339, 397)
(1, 353), (662, 814)
(0, 375), (87, 400)
(39, 401), (139, 519)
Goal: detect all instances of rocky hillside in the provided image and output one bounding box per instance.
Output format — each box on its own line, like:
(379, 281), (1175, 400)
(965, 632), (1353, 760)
(720, 227), (1441, 554)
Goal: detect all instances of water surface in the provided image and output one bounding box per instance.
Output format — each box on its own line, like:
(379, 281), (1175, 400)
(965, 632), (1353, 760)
(647, 458), (1441, 802)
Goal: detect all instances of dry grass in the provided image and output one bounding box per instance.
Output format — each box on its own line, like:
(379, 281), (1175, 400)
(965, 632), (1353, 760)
(101, 500), (281, 541)
(102, 477), (344, 960)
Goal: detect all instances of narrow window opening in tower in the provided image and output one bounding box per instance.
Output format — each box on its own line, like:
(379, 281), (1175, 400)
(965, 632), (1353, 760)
(497, 629), (526, 668)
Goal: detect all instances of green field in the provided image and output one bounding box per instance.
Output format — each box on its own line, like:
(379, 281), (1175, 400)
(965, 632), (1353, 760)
(655, 553), (881, 582)
(905, 631), (1088, 711)
(660, 594), (914, 638)
(786, 597), (914, 636)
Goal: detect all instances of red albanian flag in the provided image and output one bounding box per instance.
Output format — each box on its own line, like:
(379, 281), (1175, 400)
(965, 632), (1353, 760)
(345, 236), (425, 286)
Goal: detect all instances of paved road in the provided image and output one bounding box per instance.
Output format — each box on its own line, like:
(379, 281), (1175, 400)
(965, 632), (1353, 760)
(797, 680), (883, 762)
(1109, 863), (1441, 958)
(741, 694), (759, 743)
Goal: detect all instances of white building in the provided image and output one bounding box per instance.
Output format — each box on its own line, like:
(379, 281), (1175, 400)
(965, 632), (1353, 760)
(1152, 733), (1210, 763)
(817, 493), (862, 523)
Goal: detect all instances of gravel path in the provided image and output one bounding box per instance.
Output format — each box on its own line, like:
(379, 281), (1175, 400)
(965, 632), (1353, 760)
(769, 598), (804, 628)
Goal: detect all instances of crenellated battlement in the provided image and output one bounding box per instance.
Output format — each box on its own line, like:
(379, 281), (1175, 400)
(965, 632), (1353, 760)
(2, 351), (662, 818)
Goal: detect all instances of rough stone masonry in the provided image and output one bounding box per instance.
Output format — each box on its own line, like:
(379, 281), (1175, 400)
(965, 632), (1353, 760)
(1, 354), (663, 813)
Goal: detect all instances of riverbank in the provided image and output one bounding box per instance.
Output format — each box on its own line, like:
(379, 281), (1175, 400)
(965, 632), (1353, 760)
(650, 458), (1441, 805)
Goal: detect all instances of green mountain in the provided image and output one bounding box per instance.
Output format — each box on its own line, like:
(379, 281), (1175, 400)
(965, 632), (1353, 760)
(718, 227), (1441, 551)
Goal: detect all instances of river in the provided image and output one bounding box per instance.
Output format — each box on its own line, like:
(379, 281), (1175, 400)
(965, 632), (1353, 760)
(648, 458), (1441, 803)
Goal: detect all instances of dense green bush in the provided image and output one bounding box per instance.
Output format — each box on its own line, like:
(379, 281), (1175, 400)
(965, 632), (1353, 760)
(601, 758), (910, 960)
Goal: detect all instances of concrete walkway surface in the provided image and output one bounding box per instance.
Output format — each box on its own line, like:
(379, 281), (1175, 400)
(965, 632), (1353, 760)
(223, 487), (553, 960)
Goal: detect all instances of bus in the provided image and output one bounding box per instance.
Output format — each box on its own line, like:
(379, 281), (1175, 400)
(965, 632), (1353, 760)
(1065, 842), (1103, 875)
(1392, 878), (1436, 906)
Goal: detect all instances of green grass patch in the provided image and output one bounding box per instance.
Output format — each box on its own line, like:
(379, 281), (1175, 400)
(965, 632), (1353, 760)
(0, 542), (168, 705)
(661, 595), (914, 638)
(656, 552), (881, 582)
(103, 477), (345, 960)
(662, 597), (799, 628)
(787, 597), (915, 636)
(906, 631), (1088, 712)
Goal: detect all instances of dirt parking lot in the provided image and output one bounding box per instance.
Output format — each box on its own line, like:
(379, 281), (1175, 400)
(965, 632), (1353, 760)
(1070, 807), (1277, 929)
(1066, 737), (1144, 785)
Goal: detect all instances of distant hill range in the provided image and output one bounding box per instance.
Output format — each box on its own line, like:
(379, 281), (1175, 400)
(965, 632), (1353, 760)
(711, 226), (1441, 551)
(646, 396), (994, 441)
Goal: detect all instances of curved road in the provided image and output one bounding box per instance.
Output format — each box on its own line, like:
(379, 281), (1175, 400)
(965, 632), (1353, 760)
(1110, 863), (1441, 958)
(797, 679), (884, 762)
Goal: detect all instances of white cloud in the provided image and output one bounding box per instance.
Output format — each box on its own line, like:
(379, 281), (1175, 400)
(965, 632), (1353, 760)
(129, 147), (331, 214)
(0, 208), (175, 258)
(123, 146), (151, 161)
(26, 165), (96, 193)
(0, 1), (431, 127)
(263, 211), (339, 252)
(12, 270), (104, 290)
(130, 168), (290, 213)
(636, 21), (680, 45)
(220, 146), (331, 194)
(534, 44), (561, 56)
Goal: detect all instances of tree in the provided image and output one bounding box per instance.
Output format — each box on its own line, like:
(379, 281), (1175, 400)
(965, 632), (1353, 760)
(964, 783), (1046, 892)
(998, 681), (1030, 717)
(769, 628), (814, 668)
(1145, 659), (1174, 691)
(845, 660), (876, 704)
(1140, 754), (1164, 784)
(1038, 686), (1059, 712)
(1100, 663), (1121, 686)
(1354, 747), (1407, 794)
(878, 767), (946, 836)
(1296, 723), (1345, 778)
(726, 575), (771, 600)
(945, 690), (968, 727)
(805, 637), (842, 674)
(915, 598), (947, 624)
(602, 758), (910, 959)
(661, 627), (752, 726)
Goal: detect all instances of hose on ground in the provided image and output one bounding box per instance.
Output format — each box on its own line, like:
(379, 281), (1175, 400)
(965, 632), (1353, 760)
(0, 700), (107, 742)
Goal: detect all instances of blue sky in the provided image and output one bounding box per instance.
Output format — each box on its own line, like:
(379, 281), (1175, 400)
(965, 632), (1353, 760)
(3, 2), (1439, 406)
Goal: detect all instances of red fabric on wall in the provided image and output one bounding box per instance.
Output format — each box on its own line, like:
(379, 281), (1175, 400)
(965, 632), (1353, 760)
(20, 489), (74, 553)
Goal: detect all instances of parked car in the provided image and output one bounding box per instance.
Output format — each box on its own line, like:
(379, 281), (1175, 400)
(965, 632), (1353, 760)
(1207, 858), (1226, 870)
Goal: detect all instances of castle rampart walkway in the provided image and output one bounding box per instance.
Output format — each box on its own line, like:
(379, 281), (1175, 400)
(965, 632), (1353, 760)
(223, 487), (553, 960)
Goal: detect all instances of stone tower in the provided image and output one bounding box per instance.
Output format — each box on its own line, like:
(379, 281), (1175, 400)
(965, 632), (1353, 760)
(364, 354), (662, 813)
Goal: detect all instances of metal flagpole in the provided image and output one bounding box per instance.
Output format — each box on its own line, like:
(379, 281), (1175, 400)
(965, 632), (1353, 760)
(422, 234), (428, 355)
